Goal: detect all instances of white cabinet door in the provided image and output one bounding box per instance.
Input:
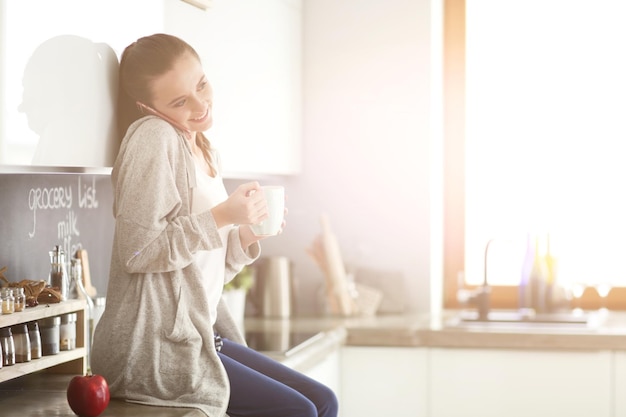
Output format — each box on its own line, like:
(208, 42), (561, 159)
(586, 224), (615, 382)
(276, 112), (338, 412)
(166, 0), (302, 177)
(341, 346), (428, 417)
(164, 0), (213, 49)
(0, 0), (164, 166)
(430, 348), (611, 417)
(614, 351), (626, 417)
(303, 348), (341, 398)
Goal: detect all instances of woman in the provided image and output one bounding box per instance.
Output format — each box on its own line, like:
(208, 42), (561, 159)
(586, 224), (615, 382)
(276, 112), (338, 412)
(91, 34), (338, 417)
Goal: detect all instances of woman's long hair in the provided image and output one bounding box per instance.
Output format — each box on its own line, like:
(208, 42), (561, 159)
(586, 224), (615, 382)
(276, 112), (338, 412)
(117, 33), (214, 175)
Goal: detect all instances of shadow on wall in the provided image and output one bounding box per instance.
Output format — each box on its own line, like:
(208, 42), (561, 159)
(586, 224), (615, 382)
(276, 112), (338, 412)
(18, 35), (119, 167)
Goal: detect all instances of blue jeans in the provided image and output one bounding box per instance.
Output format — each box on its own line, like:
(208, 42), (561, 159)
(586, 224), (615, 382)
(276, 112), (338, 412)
(218, 338), (339, 417)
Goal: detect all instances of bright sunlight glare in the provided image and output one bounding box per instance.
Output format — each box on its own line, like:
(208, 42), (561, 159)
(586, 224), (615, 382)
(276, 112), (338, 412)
(464, 0), (626, 290)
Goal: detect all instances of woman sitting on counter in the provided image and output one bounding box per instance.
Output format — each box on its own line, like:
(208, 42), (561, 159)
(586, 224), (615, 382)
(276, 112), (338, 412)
(91, 33), (338, 417)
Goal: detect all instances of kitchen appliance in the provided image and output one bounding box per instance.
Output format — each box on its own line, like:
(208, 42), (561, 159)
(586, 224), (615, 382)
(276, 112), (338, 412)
(249, 256), (293, 318)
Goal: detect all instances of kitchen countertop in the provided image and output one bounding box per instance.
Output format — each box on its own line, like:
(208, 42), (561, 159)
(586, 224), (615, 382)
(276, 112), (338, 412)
(245, 309), (626, 351)
(245, 325), (347, 373)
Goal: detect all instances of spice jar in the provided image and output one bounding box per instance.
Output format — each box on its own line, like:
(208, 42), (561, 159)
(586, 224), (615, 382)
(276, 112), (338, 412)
(48, 245), (68, 301)
(40, 316), (61, 356)
(1, 288), (15, 314)
(0, 327), (16, 366)
(11, 324), (31, 363)
(27, 321), (42, 360)
(60, 313), (77, 351)
(13, 287), (26, 312)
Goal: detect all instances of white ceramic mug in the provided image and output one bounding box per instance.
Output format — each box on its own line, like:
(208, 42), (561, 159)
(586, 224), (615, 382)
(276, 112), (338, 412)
(251, 186), (285, 236)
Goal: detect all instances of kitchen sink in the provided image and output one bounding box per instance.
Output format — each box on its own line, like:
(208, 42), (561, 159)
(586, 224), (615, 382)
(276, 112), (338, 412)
(446, 309), (607, 330)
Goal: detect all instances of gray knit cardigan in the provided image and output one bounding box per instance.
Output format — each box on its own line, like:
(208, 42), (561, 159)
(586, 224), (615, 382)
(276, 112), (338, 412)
(91, 116), (259, 416)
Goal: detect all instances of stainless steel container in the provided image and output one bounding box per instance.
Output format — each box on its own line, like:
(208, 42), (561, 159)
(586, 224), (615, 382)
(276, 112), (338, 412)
(251, 256), (293, 318)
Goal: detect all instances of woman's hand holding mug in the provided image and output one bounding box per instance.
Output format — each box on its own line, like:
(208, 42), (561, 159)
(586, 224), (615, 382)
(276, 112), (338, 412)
(212, 182), (267, 228)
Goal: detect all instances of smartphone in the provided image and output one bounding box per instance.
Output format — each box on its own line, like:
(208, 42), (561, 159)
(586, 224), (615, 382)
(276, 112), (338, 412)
(136, 101), (191, 138)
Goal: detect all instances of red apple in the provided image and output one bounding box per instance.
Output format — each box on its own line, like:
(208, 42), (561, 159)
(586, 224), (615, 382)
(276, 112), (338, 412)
(66, 374), (110, 417)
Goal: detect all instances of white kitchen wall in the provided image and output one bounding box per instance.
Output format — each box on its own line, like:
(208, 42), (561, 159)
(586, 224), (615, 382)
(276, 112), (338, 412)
(229, 0), (444, 315)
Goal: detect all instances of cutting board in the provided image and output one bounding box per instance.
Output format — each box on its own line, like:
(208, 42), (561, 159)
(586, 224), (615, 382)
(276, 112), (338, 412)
(76, 249), (98, 298)
(320, 215), (354, 316)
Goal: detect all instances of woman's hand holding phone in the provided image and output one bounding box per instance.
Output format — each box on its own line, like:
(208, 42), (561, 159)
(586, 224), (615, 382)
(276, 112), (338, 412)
(136, 101), (192, 139)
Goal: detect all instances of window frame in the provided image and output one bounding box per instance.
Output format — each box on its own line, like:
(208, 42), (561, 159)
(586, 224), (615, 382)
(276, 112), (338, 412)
(442, 0), (625, 311)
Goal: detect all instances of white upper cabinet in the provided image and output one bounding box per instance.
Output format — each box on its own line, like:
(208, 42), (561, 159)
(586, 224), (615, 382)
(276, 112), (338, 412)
(165, 0), (303, 177)
(0, 0), (164, 168)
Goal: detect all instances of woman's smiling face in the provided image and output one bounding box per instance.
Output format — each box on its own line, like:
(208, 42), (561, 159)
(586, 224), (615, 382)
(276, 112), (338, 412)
(149, 51), (213, 135)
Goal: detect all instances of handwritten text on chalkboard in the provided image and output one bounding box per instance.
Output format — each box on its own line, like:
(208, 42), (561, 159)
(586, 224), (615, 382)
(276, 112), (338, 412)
(28, 176), (100, 258)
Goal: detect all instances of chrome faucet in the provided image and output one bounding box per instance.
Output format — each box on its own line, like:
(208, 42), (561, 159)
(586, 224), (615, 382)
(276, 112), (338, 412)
(457, 239), (493, 320)
(475, 239), (495, 320)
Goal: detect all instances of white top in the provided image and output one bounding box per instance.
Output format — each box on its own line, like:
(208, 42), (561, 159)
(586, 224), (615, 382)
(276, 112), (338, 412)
(191, 159), (231, 325)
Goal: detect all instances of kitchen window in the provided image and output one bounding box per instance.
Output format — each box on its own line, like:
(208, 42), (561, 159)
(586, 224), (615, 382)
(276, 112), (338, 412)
(444, 0), (626, 310)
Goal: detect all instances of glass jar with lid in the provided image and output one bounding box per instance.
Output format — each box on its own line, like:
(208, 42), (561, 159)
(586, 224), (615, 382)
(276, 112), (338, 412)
(48, 245), (68, 301)
(13, 287), (26, 312)
(1, 288), (15, 314)
(60, 313), (77, 351)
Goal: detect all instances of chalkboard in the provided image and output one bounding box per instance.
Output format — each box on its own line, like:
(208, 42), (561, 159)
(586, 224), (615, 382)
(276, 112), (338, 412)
(0, 172), (114, 296)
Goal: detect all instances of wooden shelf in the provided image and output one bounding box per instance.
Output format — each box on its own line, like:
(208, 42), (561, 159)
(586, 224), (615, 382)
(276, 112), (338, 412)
(0, 299), (87, 384)
(0, 299), (85, 328)
(0, 348), (86, 383)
